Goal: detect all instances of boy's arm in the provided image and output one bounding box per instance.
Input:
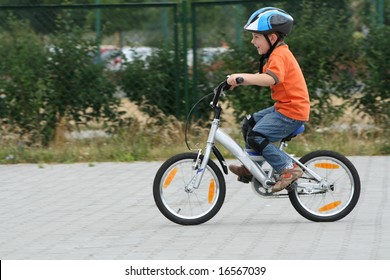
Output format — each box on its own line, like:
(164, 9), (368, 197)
(227, 73), (275, 89)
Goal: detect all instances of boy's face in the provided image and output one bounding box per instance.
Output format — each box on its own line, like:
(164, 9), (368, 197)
(251, 33), (272, 55)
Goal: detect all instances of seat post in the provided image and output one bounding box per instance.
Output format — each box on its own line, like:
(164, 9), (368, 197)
(279, 140), (288, 151)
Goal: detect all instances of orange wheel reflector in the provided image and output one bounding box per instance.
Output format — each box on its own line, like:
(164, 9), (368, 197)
(315, 163), (340, 169)
(318, 201), (342, 212)
(208, 179), (215, 204)
(163, 167), (178, 189)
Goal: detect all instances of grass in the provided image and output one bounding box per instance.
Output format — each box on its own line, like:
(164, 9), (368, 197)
(286, 129), (389, 156)
(0, 112), (389, 165)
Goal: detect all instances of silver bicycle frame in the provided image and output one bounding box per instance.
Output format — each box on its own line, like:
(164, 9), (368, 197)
(215, 129), (271, 185)
(189, 115), (323, 191)
(190, 116), (272, 190)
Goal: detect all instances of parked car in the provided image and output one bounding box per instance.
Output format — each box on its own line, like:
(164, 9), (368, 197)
(94, 46), (229, 70)
(93, 46), (156, 70)
(187, 47), (229, 67)
(121, 46), (156, 64)
(96, 46), (123, 71)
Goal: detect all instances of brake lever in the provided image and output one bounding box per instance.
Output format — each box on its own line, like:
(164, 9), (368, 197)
(212, 77), (244, 108)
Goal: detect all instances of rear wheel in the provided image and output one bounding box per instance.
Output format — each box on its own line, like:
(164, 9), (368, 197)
(289, 150), (360, 222)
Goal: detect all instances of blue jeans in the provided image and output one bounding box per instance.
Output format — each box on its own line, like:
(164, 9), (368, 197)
(245, 106), (304, 173)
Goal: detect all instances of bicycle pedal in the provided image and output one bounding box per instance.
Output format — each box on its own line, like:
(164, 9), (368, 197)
(237, 175), (252, 184)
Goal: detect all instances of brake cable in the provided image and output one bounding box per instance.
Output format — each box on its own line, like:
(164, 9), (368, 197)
(184, 91), (214, 151)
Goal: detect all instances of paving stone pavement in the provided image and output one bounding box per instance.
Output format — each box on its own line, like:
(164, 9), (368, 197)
(0, 156), (389, 260)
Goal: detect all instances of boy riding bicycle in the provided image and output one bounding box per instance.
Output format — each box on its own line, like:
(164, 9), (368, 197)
(227, 7), (310, 193)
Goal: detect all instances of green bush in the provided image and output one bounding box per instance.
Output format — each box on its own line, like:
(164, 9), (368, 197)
(0, 2), (388, 152)
(0, 15), (121, 146)
(357, 25), (390, 126)
(288, 1), (360, 126)
(119, 49), (179, 119)
(119, 48), (213, 122)
(0, 20), (49, 144)
(45, 14), (120, 130)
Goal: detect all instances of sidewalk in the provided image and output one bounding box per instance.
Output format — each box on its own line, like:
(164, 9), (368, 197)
(0, 156), (389, 259)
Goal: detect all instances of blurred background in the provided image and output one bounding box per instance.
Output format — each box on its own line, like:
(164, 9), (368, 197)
(0, 0), (388, 162)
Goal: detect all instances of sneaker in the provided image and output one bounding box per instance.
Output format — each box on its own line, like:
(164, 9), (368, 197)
(272, 163), (303, 193)
(229, 164), (253, 183)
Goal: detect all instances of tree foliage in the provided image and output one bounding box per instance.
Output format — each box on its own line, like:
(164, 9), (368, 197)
(0, 14), (121, 146)
(356, 25), (390, 125)
(0, 1), (388, 148)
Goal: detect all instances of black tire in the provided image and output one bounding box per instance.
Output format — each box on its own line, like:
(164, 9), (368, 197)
(153, 153), (226, 225)
(289, 150), (360, 222)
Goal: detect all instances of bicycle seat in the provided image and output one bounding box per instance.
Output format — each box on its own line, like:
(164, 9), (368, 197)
(282, 125), (305, 142)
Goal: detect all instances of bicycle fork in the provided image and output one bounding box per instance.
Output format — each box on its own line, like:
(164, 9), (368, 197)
(186, 119), (220, 192)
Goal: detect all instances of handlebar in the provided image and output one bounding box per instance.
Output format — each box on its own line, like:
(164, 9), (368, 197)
(211, 77), (244, 108)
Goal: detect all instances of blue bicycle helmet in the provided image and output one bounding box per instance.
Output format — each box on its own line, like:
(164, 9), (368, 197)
(244, 7), (293, 37)
(245, 7), (293, 73)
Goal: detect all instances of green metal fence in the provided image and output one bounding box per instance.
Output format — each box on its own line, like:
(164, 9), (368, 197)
(0, 0), (388, 121)
(188, 0), (257, 110)
(0, 1), (258, 119)
(0, 2), (182, 115)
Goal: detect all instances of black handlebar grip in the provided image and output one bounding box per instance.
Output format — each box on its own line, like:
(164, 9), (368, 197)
(236, 77), (244, 84)
(223, 77), (244, 91)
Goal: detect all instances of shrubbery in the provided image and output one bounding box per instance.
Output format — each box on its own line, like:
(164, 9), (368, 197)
(356, 25), (390, 126)
(119, 49), (182, 120)
(119, 48), (213, 122)
(0, 20), (49, 144)
(0, 15), (121, 146)
(0, 2), (388, 149)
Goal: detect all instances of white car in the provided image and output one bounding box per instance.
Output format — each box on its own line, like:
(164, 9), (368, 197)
(121, 46), (156, 64)
(187, 47), (229, 67)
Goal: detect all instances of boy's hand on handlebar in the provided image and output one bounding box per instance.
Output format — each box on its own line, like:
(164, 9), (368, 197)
(227, 74), (243, 90)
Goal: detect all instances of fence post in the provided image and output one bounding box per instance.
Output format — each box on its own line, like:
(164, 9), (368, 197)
(371, 0), (384, 27)
(182, 0), (189, 118)
(191, 2), (199, 117)
(378, 0), (384, 26)
(173, 4), (180, 118)
(95, 0), (101, 63)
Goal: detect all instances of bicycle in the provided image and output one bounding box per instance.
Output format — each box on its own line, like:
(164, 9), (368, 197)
(153, 78), (361, 225)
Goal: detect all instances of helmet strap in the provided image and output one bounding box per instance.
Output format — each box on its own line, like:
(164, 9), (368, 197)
(258, 33), (283, 73)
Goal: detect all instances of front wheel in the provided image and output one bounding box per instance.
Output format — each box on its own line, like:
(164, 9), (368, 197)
(289, 150), (360, 222)
(153, 153), (226, 225)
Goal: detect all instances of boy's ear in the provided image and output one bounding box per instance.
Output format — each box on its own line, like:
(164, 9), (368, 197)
(270, 33), (279, 44)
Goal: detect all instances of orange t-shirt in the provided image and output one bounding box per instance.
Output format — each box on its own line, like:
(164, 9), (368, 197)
(263, 45), (310, 121)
